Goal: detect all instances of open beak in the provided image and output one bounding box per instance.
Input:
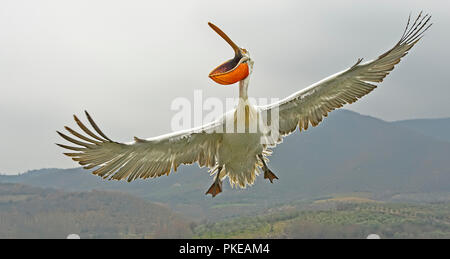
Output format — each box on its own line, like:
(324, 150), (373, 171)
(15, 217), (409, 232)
(208, 22), (249, 85)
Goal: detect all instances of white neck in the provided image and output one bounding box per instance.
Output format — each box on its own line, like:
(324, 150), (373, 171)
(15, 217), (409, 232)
(238, 58), (253, 100)
(239, 77), (250, 100)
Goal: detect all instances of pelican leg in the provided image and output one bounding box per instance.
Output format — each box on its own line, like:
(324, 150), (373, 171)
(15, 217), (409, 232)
(205, 166), (223, 197)
(258, 154), (279, 183)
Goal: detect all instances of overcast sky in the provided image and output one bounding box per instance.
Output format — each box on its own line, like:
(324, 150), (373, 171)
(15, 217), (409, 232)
(0, 0), (449, 174)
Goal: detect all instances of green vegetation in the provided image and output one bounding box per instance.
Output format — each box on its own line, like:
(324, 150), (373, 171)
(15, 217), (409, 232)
(193, 200), (450, 239)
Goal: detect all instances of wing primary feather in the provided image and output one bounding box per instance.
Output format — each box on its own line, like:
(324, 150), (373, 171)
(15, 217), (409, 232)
(407, 23), (432, 45)
(402, 11), (423, 41)
(56, 143), (86, 151)
(403, 13), (428, 42)
(56, 131), (95, 148)
(83, 164), (97, 170)
(63, 152), (81, 157)
(73, 115), (106, 142)
(84, 111), (113, 142)
(405, 15), (431, 44)
(64, 126), (101, 144)
(400, 12), (412, 41)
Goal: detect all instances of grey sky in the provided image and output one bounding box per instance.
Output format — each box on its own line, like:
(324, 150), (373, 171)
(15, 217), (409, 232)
(0, 0), (449, 174)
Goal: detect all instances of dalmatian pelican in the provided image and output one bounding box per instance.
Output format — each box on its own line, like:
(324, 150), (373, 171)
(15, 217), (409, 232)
(57, 13), (432, 197)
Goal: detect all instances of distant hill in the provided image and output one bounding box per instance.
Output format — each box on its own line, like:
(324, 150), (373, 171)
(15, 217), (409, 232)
(0, 183), (192, 238)
(1, 110), (450, 219)
(392, 117), (450, 143)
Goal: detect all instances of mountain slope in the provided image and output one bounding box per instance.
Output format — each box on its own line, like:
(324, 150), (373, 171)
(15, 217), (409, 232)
(392, 117), (450, 143)
(0, 183), (192, 238)
(269, 110), (450, 196)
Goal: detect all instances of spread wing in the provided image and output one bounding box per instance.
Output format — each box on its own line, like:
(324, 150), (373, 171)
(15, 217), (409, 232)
(57, 111), (223, 182)
(261, 12), (432, 137)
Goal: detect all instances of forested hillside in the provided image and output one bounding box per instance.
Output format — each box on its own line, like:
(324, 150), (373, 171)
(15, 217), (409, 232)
(0, 183), (192, 238)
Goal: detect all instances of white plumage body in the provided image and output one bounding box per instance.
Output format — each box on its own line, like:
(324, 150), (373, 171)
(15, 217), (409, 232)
(218, 98), (266, 187)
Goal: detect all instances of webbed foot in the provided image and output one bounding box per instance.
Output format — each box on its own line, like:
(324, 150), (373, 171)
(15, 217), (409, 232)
(258, 154), (279, 183)
(205, 166), (223, 197)
(205, 180), (222, 197)
(263, 168), (279, 183)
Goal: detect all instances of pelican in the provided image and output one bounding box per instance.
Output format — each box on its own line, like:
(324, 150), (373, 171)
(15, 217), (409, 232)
(57, 13), (432, 197)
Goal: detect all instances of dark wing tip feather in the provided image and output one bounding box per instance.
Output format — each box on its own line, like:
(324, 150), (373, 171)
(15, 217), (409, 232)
(84, 110), (113, 142)
(72, 113), (108, 142)
(63, 125), (101, 144)
(55, 143), (86, 151)
(56, 130), (93, 148)
(57, 112), (116, 155)
(379, 12), (432, 60)
(400, 12), (432, 45)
